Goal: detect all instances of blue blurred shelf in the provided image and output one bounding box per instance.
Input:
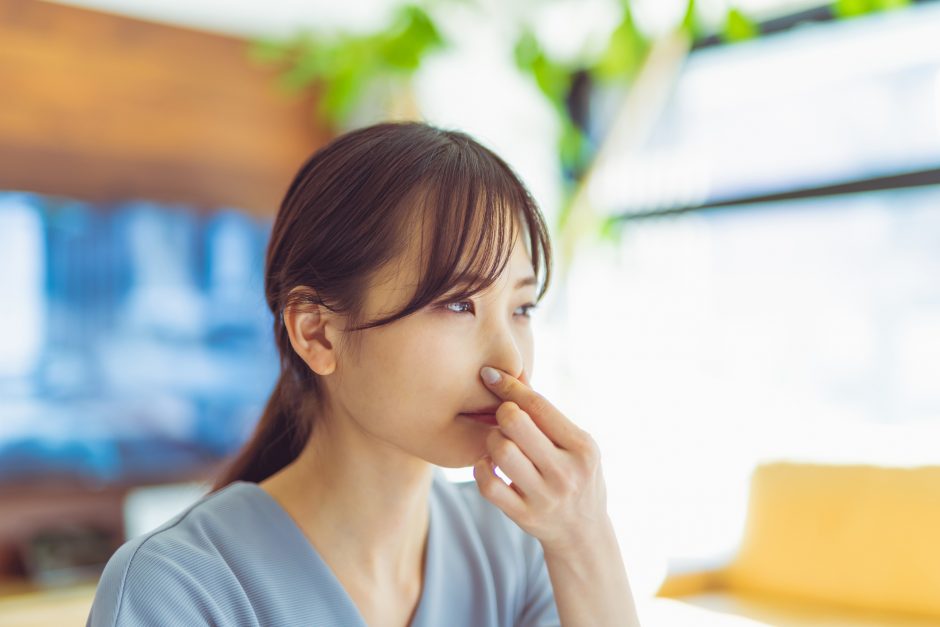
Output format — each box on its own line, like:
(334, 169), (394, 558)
(0, 192), (280, 486)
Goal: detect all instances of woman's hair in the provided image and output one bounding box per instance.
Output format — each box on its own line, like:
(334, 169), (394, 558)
(211, 120), (553, 491)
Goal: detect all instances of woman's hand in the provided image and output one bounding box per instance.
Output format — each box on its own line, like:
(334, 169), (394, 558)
(473, 366), (610, 555)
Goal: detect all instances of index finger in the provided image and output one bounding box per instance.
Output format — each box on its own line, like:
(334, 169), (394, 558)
(479, 366), (581, 449)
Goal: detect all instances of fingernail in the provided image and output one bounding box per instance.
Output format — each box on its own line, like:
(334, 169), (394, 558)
(481, 367), (501, 385)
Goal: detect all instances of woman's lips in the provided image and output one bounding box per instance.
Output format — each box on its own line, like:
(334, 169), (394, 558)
(459, 412), (498, 426)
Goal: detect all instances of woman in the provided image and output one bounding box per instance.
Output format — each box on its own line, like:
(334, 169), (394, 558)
(87, 121), (640, 626)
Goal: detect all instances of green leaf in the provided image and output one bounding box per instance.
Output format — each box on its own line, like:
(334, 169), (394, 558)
(871, 0), (909, 10)
(378, 5), (446, 71)
(317, 71), (367, 125)
(252, 2), (450, 129)
(598, 215), (624, 244)
(532, 55), (571, 103)
(280, 47), (330, 91)
(248, 38), (293, 65)
(834, 0), (871, 17)
(512, 28), (572, 107)
(593, 5), (648, 82)
(513, 28), (541, 73)
(679, 0), (710, 42)
(680, 0), (699, 37)
(722, 8), (759, 42)
(558, 114), (589, 174)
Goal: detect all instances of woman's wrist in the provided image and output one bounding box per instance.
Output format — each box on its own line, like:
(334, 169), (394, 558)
(540, 516), (641, 627)
(540, 513), (617, 560)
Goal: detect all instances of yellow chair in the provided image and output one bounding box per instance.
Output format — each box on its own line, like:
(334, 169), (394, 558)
(656, 462), (940, 627)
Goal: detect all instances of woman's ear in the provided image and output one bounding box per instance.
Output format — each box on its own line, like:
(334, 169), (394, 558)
(283, 286), (338, 376)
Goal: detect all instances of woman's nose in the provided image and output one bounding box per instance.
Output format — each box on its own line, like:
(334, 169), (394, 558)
(483, 326), (526, 384)
(518, 366), (531, 386)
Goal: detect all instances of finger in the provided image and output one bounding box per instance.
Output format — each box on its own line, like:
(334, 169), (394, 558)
(480, 366), (582, 449)
(486, 426), (544, 499)
(495, 402), (560, 480)
(473, 455), (526, 517)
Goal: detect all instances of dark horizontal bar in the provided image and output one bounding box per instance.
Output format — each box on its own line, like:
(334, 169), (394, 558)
(692, 5), (834, 50)
(612, 166), (940, 221)
(691, 0), (937, 51)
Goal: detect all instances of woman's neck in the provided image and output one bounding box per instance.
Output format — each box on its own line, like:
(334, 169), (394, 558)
(258, 417), (433, 588)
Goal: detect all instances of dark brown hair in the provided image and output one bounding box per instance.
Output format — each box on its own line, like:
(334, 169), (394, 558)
(211, 120), (552, 491)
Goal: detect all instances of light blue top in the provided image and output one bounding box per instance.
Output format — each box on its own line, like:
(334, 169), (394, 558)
(87, 466), (560, 626)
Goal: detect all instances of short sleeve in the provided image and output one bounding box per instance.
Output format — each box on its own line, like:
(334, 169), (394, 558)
(516, 534), (561, 627)
(86, 540), (233, 626)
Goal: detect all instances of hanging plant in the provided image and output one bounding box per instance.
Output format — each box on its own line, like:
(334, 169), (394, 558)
(248, 4), (446, 131)
(247, 0), (912, 254)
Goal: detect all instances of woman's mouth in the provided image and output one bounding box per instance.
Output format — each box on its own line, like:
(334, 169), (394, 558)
(459, 413), (498, 426)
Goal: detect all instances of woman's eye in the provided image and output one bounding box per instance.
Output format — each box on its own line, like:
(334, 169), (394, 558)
(440, 300), (538, 319)
(516, 303), (538, 318)
(443, 300), (474, 314)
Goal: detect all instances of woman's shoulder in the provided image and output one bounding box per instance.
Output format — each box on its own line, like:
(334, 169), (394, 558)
(103, 481), (263, 567)
(86, 482), (273, 626)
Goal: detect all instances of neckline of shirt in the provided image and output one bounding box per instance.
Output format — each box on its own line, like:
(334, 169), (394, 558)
(227, 475), (439, 627)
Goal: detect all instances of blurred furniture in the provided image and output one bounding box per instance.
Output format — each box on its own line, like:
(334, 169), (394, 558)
(0, 482), (125, 587)
(0, 580), (98, 627)
(0, 0), (332, 215)
(1, 0), (331, 601)
(0, 462), (221, 587)
(656, 462), (940, 626)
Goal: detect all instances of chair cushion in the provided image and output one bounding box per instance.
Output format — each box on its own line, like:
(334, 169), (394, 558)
(723, 463), (940, 619)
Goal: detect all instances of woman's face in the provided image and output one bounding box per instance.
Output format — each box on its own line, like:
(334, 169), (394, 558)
(320, 228), (538, 468)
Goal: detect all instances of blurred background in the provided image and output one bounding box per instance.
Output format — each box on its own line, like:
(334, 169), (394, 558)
(2, 0), (939, 625)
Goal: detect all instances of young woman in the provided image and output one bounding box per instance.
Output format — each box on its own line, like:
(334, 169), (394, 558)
(87, 121), (640, 626)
